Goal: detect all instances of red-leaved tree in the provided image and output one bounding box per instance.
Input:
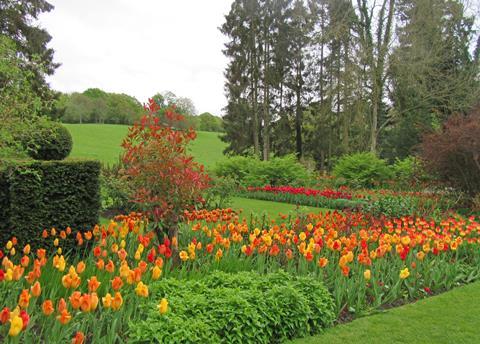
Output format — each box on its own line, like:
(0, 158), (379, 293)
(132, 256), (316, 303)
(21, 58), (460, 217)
(420, 107), (480, 197)
(121, 99), (210, 247)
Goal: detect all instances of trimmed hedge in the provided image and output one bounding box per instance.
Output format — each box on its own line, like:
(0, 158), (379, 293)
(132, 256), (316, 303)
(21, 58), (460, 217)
(0, 159), (101, 247)
(130, 271), (335, 343)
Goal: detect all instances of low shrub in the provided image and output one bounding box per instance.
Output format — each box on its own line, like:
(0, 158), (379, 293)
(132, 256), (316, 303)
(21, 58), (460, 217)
(0, 159), (100, 247)
(215, 154), (312, 187)
(21, 119), (73, 160)
(202, 175), (236, 209)
(130, 271), (335, 344)
(333, 152), (393, 188)
(100, 162), (132, 214)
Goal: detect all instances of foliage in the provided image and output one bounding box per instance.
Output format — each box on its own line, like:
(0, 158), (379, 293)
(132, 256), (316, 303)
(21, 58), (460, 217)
(0, 159), (100, 247)
(333, 153), (393, 188)
(197, 112), (224, 132)
(214, 154), (311, 187)
(120, 100), (210, 240)
(0, 0), (59, 116)
(20, 119), (73, 160)
(362, 196), (417, 218)
(131, 271), (335, 343)
(220, 0), (479, 167)
(59, 90), (144, 125)
(203, 176), (236, 209)
(420, 109), (480, 197)
(100, 163), (132, 214)
(0, 35), (42, 121)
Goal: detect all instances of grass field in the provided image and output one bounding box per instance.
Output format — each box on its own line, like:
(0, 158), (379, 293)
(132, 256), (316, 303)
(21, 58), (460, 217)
(292, 281), (480, 344)
(64, 124), (227, 169)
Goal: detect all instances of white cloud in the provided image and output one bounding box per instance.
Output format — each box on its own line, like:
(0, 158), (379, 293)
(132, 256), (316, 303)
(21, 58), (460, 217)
(39, 0), (233, 116)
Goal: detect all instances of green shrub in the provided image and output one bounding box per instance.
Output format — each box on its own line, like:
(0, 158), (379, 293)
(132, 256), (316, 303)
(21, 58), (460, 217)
(333, 152), (393, 188)
(215, 154), (311, 187)
(203, 176), (236, 209)
(100, 163), (132, 214)
(0, 159), (100, 247)
(363, 196), (416, 218)
(22, 119), (73, 160)
(130, 271), (335, 344)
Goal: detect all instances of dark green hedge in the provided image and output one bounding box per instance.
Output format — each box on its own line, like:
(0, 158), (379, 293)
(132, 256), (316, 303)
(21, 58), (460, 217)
(0, 159), (101, 247)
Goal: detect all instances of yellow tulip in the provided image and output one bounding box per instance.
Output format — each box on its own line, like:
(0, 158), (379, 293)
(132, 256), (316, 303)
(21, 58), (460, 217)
(157, 298), (168, 314)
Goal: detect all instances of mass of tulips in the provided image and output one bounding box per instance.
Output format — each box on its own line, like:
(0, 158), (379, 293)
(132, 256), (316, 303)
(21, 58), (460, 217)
(247, 185), (353, 200)
(1, 208), (480, 341)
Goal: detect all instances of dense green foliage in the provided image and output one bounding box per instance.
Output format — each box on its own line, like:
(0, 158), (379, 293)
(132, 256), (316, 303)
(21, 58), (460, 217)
(0, 0), (59, 116)
(0, 159), (101, 247)
(21, 120), (73, 160)
(214, 155), (311, 187)
(221, 0), (479, 166)
(131, 271), (335, 343)
(58, 89), (144, 124)
(333, 153), (393, 188)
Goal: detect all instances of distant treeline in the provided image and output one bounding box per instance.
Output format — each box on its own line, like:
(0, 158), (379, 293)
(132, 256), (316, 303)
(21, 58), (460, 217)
(55, 88), (224, 132)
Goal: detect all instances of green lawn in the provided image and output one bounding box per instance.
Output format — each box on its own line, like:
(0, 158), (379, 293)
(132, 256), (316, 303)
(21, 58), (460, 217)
(231, 196), (328, 219)
(292, 281), (480, 344)
(64, 124), (227, 169)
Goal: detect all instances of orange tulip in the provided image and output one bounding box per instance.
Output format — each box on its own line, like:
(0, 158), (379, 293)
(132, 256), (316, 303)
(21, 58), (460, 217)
(111, 292), (123, 311)
(72, 331), (85, 344)
(18, 289), (30, 309)
(57, 298), (67, 313)
(88, 276), (101, 292)
(76, 261), (86, 274)
(42, 300), (54, 316)
(80, 294), (91, 312)
(31, 281), (41, 297)
(111, 276), (124, 291)
(69, 291), (82, 310)
(57, 309), (72, 325)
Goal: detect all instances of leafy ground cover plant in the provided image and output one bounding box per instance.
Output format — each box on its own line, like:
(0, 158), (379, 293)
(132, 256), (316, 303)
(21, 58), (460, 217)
(130, 271), (335, 343)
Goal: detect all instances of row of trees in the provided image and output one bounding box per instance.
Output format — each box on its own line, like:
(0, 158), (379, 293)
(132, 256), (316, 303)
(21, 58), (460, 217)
(57, 89), (224, 131)
(221, 0), (480, 168)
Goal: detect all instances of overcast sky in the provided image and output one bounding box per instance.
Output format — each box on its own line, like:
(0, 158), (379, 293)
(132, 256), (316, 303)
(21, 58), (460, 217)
(39, 0), (234, 116)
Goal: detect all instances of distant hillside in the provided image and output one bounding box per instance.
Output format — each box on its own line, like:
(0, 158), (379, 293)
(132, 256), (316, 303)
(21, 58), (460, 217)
(64, 124), (227, 169)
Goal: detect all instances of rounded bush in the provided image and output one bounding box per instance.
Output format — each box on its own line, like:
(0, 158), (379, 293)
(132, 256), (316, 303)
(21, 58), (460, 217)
(25, 121), (73, 160)
(333, 152), (393, 188)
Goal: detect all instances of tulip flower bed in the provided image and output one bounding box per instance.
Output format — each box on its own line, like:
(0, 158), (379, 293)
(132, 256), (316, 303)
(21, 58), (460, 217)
(180, 209), (480, 315)
(241, 186), (365, 210)
(1, 209), (480, 342)
(241, 185), (455, 217)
